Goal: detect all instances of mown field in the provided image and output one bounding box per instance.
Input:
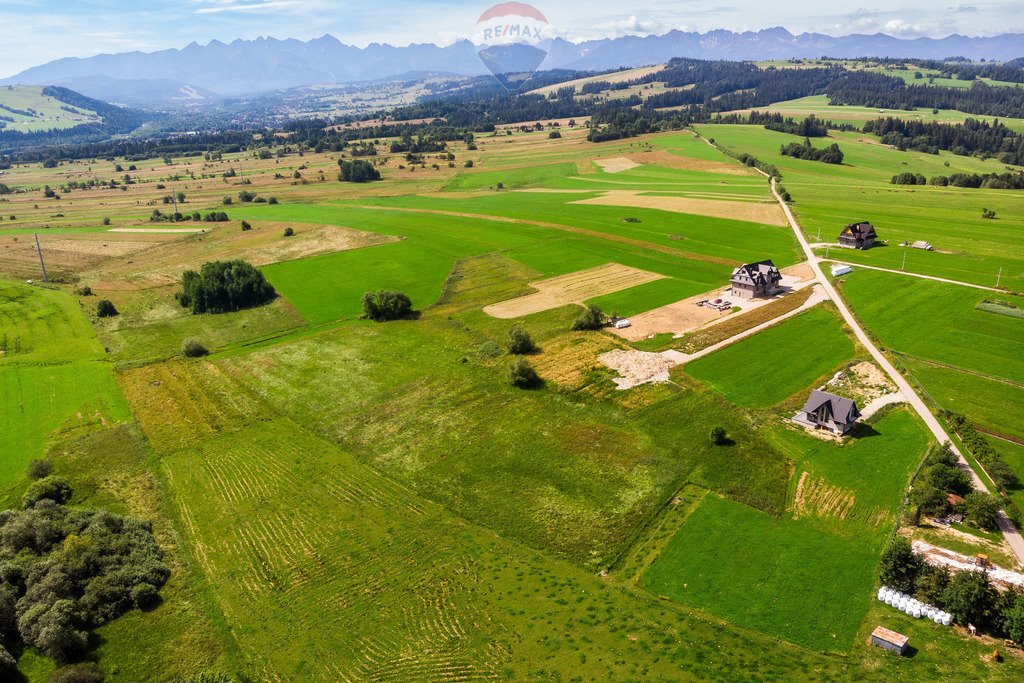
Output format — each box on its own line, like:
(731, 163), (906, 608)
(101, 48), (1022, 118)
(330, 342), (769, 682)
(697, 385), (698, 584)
(1, 118), (1019, 680)
(685, 306), (856, 407)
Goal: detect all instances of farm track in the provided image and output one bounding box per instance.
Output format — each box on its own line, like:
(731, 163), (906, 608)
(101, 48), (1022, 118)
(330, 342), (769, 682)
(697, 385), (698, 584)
(823, 259), (1006, 292)
(355, 204), (741, 267)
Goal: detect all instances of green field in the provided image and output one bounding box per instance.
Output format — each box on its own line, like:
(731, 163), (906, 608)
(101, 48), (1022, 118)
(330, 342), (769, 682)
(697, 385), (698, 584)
(695, 124), (1024, 289)
(0, 84), (100, 132)
(685, 306), (856, 407)
(0, 280), (104, 363)
(644, 409), (930, 651)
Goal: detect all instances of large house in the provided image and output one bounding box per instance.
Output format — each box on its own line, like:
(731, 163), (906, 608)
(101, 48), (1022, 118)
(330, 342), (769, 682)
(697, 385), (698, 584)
(730, 260), (782, 299)
(796, 390), (862, 436)
(838, 221), (878, 249)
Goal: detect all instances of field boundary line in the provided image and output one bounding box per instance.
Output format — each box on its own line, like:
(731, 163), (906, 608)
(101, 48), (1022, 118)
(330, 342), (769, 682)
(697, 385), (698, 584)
(354, 205), (741, 267)
(893, 352), (1024, 390)
(821, 259), (1007, 293)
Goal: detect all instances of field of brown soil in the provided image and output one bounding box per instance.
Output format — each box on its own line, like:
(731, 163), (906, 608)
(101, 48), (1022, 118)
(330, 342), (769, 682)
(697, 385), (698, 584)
(626, 150), (757, 176)
(595, 157), (641, 173)
(483, 263), (665, 319)
(571, 190), (789, 226)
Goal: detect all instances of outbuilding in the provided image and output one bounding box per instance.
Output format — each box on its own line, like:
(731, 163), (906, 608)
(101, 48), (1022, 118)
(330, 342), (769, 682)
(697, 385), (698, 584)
(911, 240), (934, 251)
(871, 626), (909, 656)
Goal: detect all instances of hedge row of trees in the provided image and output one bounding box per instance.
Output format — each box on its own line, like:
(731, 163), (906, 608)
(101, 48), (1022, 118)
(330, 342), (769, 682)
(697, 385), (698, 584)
(880, 538), (1024, 641)
(909, 444), (1003, 530)
(892, 171), (1024, 189)
(944, 412), (1021, 493)
(0, 470), (169, 670)
(779, 139), (844, 164)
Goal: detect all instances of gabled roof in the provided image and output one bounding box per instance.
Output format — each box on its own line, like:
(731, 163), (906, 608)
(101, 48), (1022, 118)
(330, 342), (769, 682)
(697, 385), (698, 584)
(802, 390), (861, 423)
(871, 626), (908, 648)
(840, 221), (877, 240)
(730, 259), (782, 285)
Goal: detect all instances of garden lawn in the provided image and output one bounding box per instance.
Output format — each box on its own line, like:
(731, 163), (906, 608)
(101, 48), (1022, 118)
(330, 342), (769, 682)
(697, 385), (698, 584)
(685, 306), (855, 407)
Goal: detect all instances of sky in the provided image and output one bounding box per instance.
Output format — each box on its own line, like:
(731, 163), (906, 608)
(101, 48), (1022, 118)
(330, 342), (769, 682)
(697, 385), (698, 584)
(1, 0), (1022, 77)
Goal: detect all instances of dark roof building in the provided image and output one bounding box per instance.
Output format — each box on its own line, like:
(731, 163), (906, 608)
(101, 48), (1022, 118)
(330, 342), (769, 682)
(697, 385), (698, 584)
(838, 221), (877, 250)
(795, 390), (862, 436)
(729, 260), (783, 299)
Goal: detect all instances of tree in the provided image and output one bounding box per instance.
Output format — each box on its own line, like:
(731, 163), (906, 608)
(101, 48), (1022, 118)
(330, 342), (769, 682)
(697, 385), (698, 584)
(1002, 592), (1024, 643)
(181, 338), (208, 358)
(240, 221), (252, 231)
(101, 217), (111, 226)
(710, 426), (728, 445)
(962, 492), (1001, 530)
(981, 207), (997, 219)
(571, 304), (605, 331)
(175, 260), (276, 314)
(362, 290), (413, 322)
(338, 159), (381, 183)
(914, 564), (951, 605)
(548, 130), (561, 139)
(27, 458), (53, 480)
(927, 463), (972, 496)
(283, 227), (295, 237)
(509, 358), (541, 389)
(943, 569), (996, 627)
(879, 537), (921, 593)
(506, 325), (537, 355)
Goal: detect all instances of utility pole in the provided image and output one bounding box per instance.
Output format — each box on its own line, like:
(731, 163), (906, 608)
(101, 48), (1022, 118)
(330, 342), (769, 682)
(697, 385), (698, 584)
(996, 267), (1002, 289)
(825, 244), (830, 259)
(816, 226), (820, 242)
(34, 233), (48, 282)
(901, 251), (907, 272)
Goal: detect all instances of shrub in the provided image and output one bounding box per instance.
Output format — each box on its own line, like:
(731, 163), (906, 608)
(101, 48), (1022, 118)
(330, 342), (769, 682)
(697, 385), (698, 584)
(27, 458), (53, 480)
(1004, 593), (1024, 643)
(465, 160), (474, 168)
(76, 285), (93, 296)
(0, 645), (13, 671)
(268, 197), (278, 205)
(478, 341), (502, 359)
(49, 662), (104, 683)
(181, 338), (209, 358)
(23, 476), (73, 508)
(548, 130), (561, 139)
(710, 426), (727, 445)
(222, 196), (233, 205)
(95, 299), (118, 318)
(101, 217), (111, 226)
(176, 260), (276, 314)
(240, 221), (252, 231)
(131, 583), (160, 610)
(283, 227), (295, 237)
(506, 325), (537, 355)
(362, 290), (413, 322)
(238, 189), (257, 202)
(571, 304), (604, 331)
(879, 537), (921, 593)
(509, 358), (541, 389)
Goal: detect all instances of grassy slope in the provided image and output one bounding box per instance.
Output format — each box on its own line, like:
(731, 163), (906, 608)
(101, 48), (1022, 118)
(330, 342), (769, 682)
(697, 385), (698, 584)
(685, 306), (856, 407)
(0, 84), (100, 132)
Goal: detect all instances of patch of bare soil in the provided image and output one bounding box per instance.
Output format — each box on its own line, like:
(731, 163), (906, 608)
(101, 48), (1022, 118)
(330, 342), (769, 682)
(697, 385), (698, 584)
(571, 190), (789, 226)
(598, 349), (678, 390)
(625, 150), (756, 176)
(532, 333), (629, 389)
(610, 287), (731, 341)
(595, 157), (641, 173)
(913, 540), (1024, 590)
(483, 263), (665, 319)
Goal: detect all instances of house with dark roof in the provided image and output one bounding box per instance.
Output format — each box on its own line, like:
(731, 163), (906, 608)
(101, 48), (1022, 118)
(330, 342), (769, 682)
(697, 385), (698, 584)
(729, 260), (782, 299)
(795, 390), (862, 436)
(838, 221), (877, 249)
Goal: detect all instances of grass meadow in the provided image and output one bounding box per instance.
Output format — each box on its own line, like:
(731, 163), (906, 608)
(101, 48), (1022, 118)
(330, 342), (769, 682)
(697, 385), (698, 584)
(685, 306), (856, 407)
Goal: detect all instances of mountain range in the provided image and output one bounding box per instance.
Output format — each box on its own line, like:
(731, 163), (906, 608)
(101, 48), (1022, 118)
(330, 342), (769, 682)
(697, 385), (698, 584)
(3, 28), (1022, 108)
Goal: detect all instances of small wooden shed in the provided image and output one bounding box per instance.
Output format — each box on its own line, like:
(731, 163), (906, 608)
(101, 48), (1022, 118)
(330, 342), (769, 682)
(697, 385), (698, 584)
(871, 626), (909, 656)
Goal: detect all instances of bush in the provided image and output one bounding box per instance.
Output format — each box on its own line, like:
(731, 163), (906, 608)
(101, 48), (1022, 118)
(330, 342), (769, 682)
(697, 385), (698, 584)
(76, 284), (92, 298)
(879, 537), (921, 593)
(478, 341), (502, 358)
(464, 160), (474, 168)
(240, 220), (252, 231)
(238, 189), (257, 202)
(131, 583), (160, 610)
(710, 426), (727, 445)
(175, 260), (276, 314)
(283, 227), (295, 237)
(0, 645), (13, 671)
(181, 338), (208, 358)
(509, 358), (541, 389)
(362, 290), (413, 322)
(22, 476), (73, 508)
(101, 217), (111, 226)
(95, 299), (118, 318)
(506, 325), (537, 355)
(49, 663), (104, 683)
(27, 458), (53, 480)
(571, 304), (605, 331)
(548, 130), (561, 139)
(268, 197), (278, 205)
